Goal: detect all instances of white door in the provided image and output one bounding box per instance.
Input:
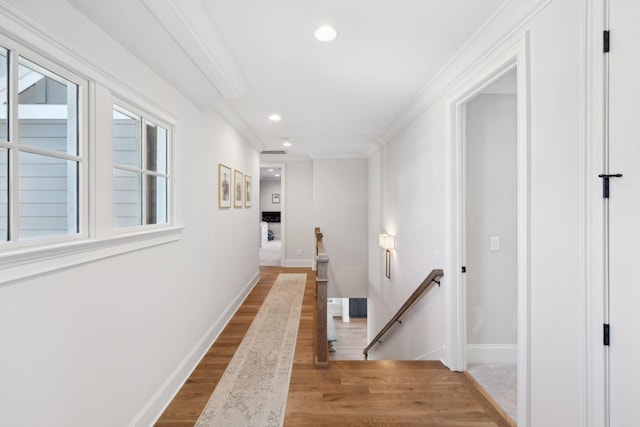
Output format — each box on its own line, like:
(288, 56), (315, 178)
(608, 1), (640, 424)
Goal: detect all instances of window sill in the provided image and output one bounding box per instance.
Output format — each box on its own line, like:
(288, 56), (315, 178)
(0, 227), (183, 286)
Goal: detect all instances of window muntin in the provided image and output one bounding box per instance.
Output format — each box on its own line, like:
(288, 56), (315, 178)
(0, 27), (181, 282)
(0, 48), (7, 141)
(113, 105), (169, 229)
(0, 147), (8, 242)
(0, 47), (82, 244)
(18, 58), (78, 156)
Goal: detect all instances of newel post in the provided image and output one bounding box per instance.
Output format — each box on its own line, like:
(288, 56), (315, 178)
(315, 228), (330, 369)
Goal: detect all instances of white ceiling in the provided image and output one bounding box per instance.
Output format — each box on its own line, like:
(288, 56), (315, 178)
(67, 0), (506, 158)
(260, 167), (282, 181)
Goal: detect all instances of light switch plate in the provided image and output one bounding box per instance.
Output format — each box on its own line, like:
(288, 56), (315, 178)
(490, 236), (500, 251)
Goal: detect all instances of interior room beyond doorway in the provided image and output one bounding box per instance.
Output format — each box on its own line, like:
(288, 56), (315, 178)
(260, 166), (282, 266)
(463, 68), (518, 424)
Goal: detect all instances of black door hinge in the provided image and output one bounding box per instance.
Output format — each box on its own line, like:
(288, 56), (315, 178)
(598, 174), (622, 198)
(604, 30), (610, 53)
(604, 324), (610, 346)
(461, 266), (466, 273)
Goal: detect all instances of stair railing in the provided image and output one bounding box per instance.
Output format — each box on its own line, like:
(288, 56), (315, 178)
(363, 268), (444, 360)
(315, 227), (330, 368)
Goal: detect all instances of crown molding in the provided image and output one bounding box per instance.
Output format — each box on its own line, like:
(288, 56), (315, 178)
(377, 0), (516, 145)
(211, 99), (265, 152)
(140, 0), (249, 100)
(308, 151), (369, 160)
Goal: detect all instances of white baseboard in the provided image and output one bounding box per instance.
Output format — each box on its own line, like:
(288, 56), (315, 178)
(284, 258), (313, 268)
(466, 344), (517, 364)
(416, 346), (445, 361)
(129, 270), (261, 427)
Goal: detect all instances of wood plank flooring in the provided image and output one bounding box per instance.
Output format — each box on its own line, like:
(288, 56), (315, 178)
(155, 267), (510, 426)
(329, 317), (367, 361)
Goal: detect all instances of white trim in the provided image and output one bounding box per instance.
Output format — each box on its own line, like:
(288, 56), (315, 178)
(465, 344), (518, 364)
(587, 1), (606, 426)
(139, 0), (249, 99)
(445, 33), (530, 426)
(0, 227), (183, 286)
(0, 34), (90, 245)
(129, 270), (261, 427)
(579, 0), (592, 426)
(308, 152), (369, 160)
(0, 2), (180, 126)
(260, 161), (286, 267)
(0, 4), (184, 271)
(379, 0), (554, 146)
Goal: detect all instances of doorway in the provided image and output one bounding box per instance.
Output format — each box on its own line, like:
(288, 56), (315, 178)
(259, 165), (283, 266)
(447, 39), (529, 426)
(463, 69), (518, 423)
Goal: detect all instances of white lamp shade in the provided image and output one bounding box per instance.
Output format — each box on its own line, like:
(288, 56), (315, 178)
(379, 234), (395, 250)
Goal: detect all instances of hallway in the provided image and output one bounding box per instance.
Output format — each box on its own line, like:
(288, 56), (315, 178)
(156, 267), (510, 426)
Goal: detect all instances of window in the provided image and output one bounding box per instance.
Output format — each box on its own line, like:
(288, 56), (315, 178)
(0, 46), (83, 244)
(113, 105), (169, 229)
(0, 26), (181, 284)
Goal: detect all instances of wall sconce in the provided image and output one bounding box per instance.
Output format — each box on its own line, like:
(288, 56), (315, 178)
(379, 234), (395, 279)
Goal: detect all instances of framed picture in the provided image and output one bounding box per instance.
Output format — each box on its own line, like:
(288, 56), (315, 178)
(272, 193), (280, 204)
(234, 170), (244, 208)
(218, 163), (231, 208)
(244, 175), (252, 208)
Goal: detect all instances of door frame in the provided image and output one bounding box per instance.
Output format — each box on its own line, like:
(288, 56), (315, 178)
(260, 162), (285, 266)
(445, 34), (530, 425)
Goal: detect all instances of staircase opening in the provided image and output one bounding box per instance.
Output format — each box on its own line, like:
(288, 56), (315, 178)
(328, 297), (368, 360)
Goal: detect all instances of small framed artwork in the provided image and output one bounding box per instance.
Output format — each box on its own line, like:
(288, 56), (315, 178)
(218, 163), (231, 208)
(234, 169), (244, 208)
(272, 193), (280, 204)
(244, 175), (252, 208)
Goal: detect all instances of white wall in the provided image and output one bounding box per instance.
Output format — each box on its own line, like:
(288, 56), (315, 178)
(465, 94), (518, 355)
(369, 0), (587, 424)
(283, 161), (314, 267)
(260, 179), (281, 212)
(368, 107), (446, 362)
(314, 158), (368, 297)
(0, 2), (259, 426)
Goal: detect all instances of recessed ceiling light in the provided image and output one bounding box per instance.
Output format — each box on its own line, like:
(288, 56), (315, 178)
(275, 174), (280, 177)
(314, 25), (338, 42)
(268, 168), (274, 172)
(269, 114), (282, 122)
(283, 141), (292, 147)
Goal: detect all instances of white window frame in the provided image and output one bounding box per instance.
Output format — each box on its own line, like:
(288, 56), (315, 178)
(0, 21), (183, 286)
(111, 99), (174, 232)
(0, 36), (89, 251)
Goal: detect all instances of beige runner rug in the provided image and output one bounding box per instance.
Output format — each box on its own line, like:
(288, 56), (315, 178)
(195, 273), (307, 427)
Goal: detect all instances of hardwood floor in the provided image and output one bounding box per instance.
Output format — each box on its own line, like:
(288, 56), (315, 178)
(156, 267), (510, 426)
(329, 317), (368, 361)
(154, 266), (307, 426)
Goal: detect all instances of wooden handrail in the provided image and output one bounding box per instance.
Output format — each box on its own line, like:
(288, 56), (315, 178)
(363, 268), (444, 359)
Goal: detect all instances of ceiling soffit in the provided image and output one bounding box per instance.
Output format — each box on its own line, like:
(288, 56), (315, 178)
(140, 0), (249, 99)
